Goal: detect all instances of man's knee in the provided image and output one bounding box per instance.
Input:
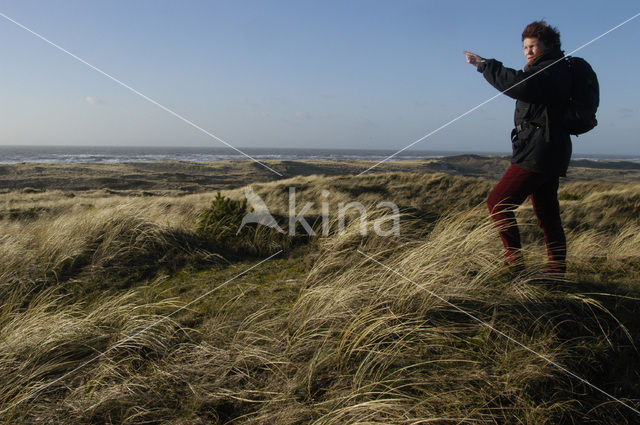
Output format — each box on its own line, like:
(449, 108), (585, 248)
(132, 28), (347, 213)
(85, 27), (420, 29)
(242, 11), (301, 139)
(487, 196), (496, 214)
(488, 195), (514, 216)
(487, 188), (507, 215)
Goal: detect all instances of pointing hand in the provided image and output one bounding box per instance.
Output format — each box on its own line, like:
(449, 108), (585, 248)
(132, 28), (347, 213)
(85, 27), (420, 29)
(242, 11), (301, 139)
(463, 50), (485, 67)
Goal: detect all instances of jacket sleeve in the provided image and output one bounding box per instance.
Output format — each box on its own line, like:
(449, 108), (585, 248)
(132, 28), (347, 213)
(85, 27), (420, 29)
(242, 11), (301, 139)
(477, 59), (561, 104)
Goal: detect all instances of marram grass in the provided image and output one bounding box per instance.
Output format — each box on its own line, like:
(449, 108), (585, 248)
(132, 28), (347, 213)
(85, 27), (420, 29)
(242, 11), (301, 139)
(0, 173), (639, 424)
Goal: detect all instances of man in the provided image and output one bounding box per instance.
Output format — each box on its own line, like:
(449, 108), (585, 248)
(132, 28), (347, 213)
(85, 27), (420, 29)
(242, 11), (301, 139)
(463, 20), (571, 275)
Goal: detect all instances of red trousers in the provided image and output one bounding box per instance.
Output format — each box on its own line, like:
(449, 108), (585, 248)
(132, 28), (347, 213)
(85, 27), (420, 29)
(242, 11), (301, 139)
(487, 164), (566, 274)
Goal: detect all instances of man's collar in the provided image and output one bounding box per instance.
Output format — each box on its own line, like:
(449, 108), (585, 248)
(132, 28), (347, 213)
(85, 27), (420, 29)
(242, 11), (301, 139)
(533, 48), (565, 64)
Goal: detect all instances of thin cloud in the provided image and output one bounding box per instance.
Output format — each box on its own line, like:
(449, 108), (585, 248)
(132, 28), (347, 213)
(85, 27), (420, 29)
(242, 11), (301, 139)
(85, 96), (104, 105)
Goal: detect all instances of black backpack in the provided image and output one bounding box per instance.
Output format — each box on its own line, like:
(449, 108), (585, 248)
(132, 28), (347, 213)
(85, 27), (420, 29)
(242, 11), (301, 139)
(563, 56), (599, 135)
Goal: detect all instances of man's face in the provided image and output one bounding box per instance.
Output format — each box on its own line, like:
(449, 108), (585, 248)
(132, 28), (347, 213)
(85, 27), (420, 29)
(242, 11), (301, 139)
(523, 37), (545, 61)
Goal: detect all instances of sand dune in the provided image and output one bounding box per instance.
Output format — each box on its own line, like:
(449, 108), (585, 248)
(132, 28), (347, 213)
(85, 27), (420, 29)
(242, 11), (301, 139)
(1, 155), (639, 195)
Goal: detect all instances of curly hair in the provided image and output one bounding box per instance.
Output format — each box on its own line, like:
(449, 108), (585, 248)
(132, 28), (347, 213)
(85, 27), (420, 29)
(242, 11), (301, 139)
(522, 20), (561, 50)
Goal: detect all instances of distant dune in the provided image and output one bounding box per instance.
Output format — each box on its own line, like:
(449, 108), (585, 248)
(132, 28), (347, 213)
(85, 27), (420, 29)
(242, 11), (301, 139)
(1, 155), (639, 194)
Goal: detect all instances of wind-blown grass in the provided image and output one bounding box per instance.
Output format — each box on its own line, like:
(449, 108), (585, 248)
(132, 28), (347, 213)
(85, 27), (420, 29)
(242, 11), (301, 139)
(0, 172), (639, 423)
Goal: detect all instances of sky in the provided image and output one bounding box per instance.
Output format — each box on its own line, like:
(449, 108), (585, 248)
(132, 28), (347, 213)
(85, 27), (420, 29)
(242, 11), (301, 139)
(0, 1), (638, 155)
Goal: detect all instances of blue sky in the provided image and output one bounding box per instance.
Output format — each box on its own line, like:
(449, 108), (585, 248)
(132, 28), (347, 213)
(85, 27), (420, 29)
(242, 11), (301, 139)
(0, 1), (638, 155)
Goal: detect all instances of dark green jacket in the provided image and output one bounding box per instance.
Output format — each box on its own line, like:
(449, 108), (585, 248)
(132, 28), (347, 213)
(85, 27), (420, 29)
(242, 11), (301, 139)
(477, 48), (572, 176)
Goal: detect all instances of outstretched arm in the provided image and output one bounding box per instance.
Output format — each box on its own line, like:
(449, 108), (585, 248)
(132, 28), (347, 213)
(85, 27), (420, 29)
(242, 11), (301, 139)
(480, 59), (555, 104)
(464, 50), (566, 104)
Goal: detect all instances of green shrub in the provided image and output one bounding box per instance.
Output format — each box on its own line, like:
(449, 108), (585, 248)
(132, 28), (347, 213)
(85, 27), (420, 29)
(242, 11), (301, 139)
(197, 192), (249, 239)
(197, 192), (299, 257)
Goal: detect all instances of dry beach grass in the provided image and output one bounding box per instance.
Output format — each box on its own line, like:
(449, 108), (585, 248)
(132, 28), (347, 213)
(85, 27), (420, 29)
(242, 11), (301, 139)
(0, 157), (639, 424)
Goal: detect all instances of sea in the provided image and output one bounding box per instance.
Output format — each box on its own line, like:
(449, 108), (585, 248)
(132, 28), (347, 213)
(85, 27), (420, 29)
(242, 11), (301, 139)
(0, 146), (637, 164)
